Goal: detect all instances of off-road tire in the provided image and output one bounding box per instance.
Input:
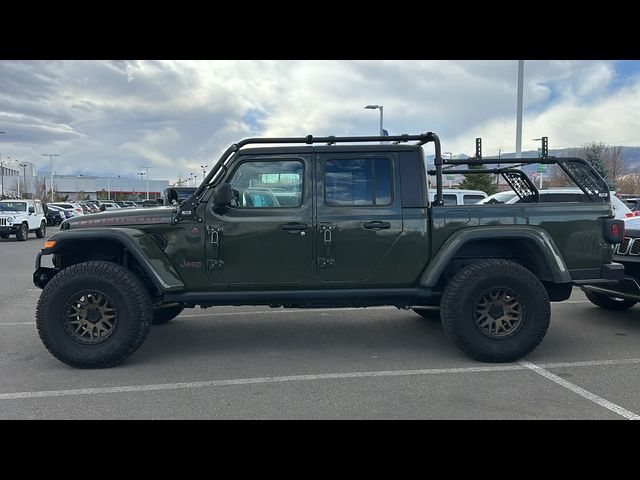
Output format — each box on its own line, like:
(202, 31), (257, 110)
(412, 307), (441, 321)
(36, 261), (152, 368)
(152, 303), (184, 325)
(440, 259), (551, 363)
(584, 290), (636, 311)
(16, 223), (28, 241)
(35, 221), (46, 238)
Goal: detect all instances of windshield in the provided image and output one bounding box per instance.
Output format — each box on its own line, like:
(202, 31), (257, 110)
(0, 202), (27, 212)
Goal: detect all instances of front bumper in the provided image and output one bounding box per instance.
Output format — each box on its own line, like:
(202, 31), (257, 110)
(0, 225), (17, 234)
(33, 252), (59, 289)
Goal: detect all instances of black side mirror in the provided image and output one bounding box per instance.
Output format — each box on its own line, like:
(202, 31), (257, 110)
(100, 204), (106, 212)
(29, 206), (35, 214)
(213, 183), (233, 207)
(167, 188), (179, 205)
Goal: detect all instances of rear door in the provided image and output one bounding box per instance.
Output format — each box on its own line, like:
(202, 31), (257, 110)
(315, 152), (404, 284)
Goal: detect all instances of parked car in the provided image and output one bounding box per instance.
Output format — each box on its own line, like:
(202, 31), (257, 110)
(45, 205), (65, 225)
(427, 188), (488, 205)
(0, 199), (47, 240)
(47, 204), (74, 220)
(582, 216), (640, 310)
(48, 202), (85, 217)
(164, 186), (196, 205)
(478, 188), (633, 220)
(98, 201), (120, 211)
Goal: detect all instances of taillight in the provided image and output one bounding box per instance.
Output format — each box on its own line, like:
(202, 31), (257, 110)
(612, 223), (621, 238)
(626, 213), (634, 218)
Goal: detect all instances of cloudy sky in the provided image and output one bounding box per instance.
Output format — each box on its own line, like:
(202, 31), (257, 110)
(1, 60), (640, 183)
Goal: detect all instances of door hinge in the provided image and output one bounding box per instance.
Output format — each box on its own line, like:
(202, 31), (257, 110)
(318, 224), (335, 268)
(207, 226), (224, 270)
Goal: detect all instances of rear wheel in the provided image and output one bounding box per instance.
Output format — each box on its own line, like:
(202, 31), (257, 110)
(16, 223), (28, 241)
(584, 290), (636, 311)
(152, 303), (184, 325)
(35, 221), (46, 238)
(36, 261), (152, 368)
(441, 259), (550, 363)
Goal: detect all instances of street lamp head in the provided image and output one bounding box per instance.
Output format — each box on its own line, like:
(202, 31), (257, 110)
(364, 105), (380, 110)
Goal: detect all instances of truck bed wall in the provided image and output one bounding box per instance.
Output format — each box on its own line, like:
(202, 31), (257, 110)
(430, 202), (615, 270)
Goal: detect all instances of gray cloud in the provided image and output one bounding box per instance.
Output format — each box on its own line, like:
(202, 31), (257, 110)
(0, 60), (637, 183)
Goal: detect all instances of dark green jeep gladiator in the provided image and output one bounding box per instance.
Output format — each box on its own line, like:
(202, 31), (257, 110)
(33, 132), (624, 368)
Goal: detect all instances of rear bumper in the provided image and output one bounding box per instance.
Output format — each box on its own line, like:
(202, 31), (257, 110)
(581, 275), (640, 302)
(570, 263), (625, 285)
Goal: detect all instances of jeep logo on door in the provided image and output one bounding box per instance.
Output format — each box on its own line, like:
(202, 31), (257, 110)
(180, 259), (202, 269)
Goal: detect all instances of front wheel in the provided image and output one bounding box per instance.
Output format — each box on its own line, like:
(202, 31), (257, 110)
(584, 290), (636, 311)
(36, 221), (46, 238)
(36, 261), (153, 368)
(441, 259), (550, 363)
(16, 223), (28, 241)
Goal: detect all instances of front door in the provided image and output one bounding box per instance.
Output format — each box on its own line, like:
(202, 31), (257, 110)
(315, 152), (404, 284)
(205, 155), (313, 287)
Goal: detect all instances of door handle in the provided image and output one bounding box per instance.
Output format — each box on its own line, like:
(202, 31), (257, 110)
(280, 222), (308, 231)
(362, 221), (391, 230)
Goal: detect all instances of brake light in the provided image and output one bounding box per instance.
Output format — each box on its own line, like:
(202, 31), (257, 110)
(612, 223), (621, 237)
(626, 212), (634, 218)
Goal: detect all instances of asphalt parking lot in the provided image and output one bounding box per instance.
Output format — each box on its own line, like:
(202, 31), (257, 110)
(1, 228), (639, 419)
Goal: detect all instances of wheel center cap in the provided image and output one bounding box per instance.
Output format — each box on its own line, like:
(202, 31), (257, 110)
(85, 308), (102, 324)
(489, 304), (504, 320)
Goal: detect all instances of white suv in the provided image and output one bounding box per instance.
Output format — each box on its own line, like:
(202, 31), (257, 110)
(0, 200), (48, 241)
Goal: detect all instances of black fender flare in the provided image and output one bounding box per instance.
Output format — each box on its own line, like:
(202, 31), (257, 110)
(38, 227), (185, 292)
(419, 226), (571, 288)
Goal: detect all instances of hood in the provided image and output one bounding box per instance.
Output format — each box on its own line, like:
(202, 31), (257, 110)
(61, 206), (176, 229)
(0, 210), (24, 216)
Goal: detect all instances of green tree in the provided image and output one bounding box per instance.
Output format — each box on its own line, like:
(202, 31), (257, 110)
(578, 142), (609, 183)
(459, 164), (498, 195)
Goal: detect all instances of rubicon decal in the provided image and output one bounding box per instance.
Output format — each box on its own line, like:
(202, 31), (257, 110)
(72, 216), (167, 226)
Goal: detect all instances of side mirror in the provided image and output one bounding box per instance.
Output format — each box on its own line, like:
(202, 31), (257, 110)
(100, 204), (106, 212)
(167, 188), (179, 205)
(213, 183), (233, 207)
(29, 206), (35, 214)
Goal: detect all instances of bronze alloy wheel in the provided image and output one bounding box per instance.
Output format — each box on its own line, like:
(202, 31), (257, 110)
(474, 287), (525, 339)
(63, 291), (118, 345)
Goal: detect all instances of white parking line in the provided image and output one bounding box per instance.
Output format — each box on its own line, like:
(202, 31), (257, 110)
(520, 360), (640, 420)
(2, 357), (640, 402)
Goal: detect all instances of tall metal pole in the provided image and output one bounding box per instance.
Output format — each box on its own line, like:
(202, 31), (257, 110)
(0, 132), (6, 198)
(379, 106), (384, 144)
(19, 162), (28, 199)
(143, 166), (153, 199)
(42, 154), (60, 202)
(515, 60), (524, 159)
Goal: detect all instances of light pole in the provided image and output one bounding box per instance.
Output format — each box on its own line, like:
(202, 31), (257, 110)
(201, 165), (208, 183)
(516, 60), (524, 158)
(142, 166), (153, 199)
(103, 172), (114, 200)
(0, 132), (6, 198)
(138, 172), (146, 200)
(118, 175), (122, 201)
(364, 104), (384, 144)
(19, 162), (28, 199)
(42, 153), (60, 202)
(497, 147), (503, 188)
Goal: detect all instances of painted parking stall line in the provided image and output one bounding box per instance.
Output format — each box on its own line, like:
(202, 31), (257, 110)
(2, 358), (640, 402)
(520, 360), (640, 420)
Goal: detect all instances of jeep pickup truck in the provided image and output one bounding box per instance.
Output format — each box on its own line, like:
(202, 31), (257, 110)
(33, 132), (624, 368)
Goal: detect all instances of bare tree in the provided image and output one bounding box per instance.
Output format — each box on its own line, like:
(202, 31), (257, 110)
(604, 146), (625, 187)
(616, 173), (640, 195)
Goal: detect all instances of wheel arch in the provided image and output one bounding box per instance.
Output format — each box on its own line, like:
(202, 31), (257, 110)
(420, 226), (572, 289)
(40, 228), (184, 294)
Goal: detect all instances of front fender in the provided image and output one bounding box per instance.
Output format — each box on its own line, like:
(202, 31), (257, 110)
(39, 227), (185, 292)
(419, 225), (571, 288)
